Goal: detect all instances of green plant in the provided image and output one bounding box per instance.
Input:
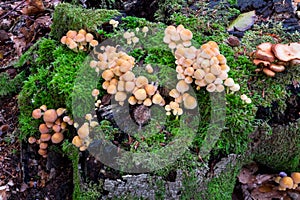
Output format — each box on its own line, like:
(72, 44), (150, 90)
(0, 71), (25, 97)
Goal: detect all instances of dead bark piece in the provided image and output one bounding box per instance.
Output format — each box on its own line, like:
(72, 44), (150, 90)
(269, 64), (285, 72)
(263, 68), (276, 77)
(253, 59), (270, 66)
(272, 43), (300, 62)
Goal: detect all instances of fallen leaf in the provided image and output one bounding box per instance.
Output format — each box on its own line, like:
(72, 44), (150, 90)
(228, 11), (257, 32)
(22, 0), (45, 15)
(10, 36), (26, 57)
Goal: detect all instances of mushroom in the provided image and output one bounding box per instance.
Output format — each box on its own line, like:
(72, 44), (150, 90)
(272, 43), (300, 62)
(51, 132), (64, 144)
(39, 124), (49, 134)
(134, 89), (147, 101)
(183, 95), (197, 109)
(176, 80), (190, 93)
(262, 68), (276, 77)
(279, 176), (294, 191)
(255, 42), (275, 63)
(72, 136), (83, 147)
(56, 108), (66, 117)
(40, 133), (51, 142)
(291, 172), (300, 189)
(135, 76), (149, 88)
(252, 59), (270, 66)
(38, 149), (47, 157)
(39, 142), (48, 149)
(152, 93), (164, 105)
(269, 64), (285, 72)
(32, 109), (43, 119)
(43, 109), (58, 123)
(78, 122), (89, 139)
(115, 91), (127, 103)
(28, 136), (37, 144)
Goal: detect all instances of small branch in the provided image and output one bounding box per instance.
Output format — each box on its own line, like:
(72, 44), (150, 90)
(0, 0), (26, 21)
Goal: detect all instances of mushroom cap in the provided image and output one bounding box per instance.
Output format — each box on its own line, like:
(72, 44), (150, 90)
(52, 124), (61, 133)
(262, 68), (276, 77)
(135, 76), (149, 88)
(143, 98), (152, 106)
(51, 132), (64, 144)
(134, 89), (147, 101)
(89, 40), (99, 47)
(269, 64), (285, 73)
(38, 149), (47, 156)
(169, 89), (180, 98)
(272, 43), (300, 62)
(204, 73), (216, 84)
(183, 95), (197, 109)
(40, 105), (47, 111)
(107, 84), (117, 94)
(145, 84), (157, 96)
(252, 59), (270, 66)
(72, 136), (83, 147)
(43, 109), (58, 123)
(179, 29), (193, 41)
(66, 30), (77, 39)
(28, 136), (37, 144)
(121, 71), (135, 82)
(92, 89), (100, 97)
(74, 33), (85, 43)
(279, 176), (294, 190)
(40, 133), (51, 142)
(152, 93), (164, 105)
(224, 78), (235, 87)
(39, 142), (48, 149)
(125, 81), (136, 92)
(291, 172), (300, 184)
(32, 108), (43, 119)
(102, 70), (114, 81)
(176, 80), (190, 93)
(56, 108), (66, 117)
(85, 33), (94, 42)
(128, 96), (137, 105)
(115, 91), (127, 102)
(39, 124), (49, 134)
(206, 83), (216, 92)
(78, 122), (89, 139)
(230, 83), (240, 92)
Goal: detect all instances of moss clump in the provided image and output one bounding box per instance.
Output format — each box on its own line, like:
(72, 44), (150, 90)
(0, 71), (26, 97)
(50, 3), (120, 40)
(253, 120), (300, 172)
(18, 38), (88, 140)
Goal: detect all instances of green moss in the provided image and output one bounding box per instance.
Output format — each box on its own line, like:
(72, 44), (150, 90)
(18, 39), (88, 140)
(50, 3), (120, 40)
(0, 71), (26, 97)
(253, 120), (300, 172)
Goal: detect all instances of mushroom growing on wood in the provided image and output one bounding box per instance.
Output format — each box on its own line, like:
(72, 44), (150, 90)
(255, 42), (275, 63)
(272, 43), (300, 62)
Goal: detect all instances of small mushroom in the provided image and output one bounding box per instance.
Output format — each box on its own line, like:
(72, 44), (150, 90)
(28, 136), (37, 144)
(51, 132), (64, 144)
(39, 124), (49, 134)
(279, 176), (294, 191)
(272, 43), (300, 62)
(183, 95), (197, 109)
(291, 172), (300, 189)
(78, 122), (89, 139)
(43, 109), (58, 123)
(72, 136), (83, 147)
(32, 109), (43, 119)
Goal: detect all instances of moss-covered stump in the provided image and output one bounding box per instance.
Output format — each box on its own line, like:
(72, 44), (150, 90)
(252, 120), (300, 173)
(50, 3), (120, 40)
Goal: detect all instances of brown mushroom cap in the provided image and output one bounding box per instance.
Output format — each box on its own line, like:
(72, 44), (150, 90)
(272, 43), (300, 62)
(134, 89), (147, 101)
(40, 133), (51, 142)
(51, 132), (64, 144)
(39, 124), (49, 134)
(255, 42), (275, 63)
(279, 176), (294, 191)
(39, 142), (48, 149)
(38, 149), (47, 156)
(32, 109), (43, 119)
(291, 172), (300, 184)
(28, 136), (37, 144)
(43, 109), (58, 123)
(253, 59), (270, 66)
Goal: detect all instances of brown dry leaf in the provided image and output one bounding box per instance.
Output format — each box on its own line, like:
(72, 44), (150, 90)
(10, 36), (26, 57)
(22, 0), (45, 15)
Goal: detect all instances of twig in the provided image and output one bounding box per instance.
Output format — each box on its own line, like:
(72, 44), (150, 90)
(0, 0), (26, 20)
(3, 168), (15, 178)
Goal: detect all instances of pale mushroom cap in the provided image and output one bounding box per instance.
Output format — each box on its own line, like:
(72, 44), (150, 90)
(230, 83), (240, 92)
(134, 89), (147, 101)
(183, 95), (197, 109)
(135, 76), (149, 88)
(39, 142), (48, 149)
(60, 36), (67, 44)
(78, 122), (89, 139)
(121, 71), (135, 82)
(102, 70), (114, 81)
(176, 80), (190, 93)
(115, 91), (127, 102)
(204, 73), (216, 84)
(85, 33), (94, 42)
(72, 136), (83, 147)
(224, 78), (235, 87)
(107, 84), (117, 94)
(51, 132), (64, 144)
(180, 29), (193, 41)
(125, 81), (136, 92)
(240, 94), (248, 101)
(152, 93), (164, 104)
(90, 40), (99, 47)
(74, 33), (86, 43)
(216, 84), (225, 92)
(52, 124), (61, 133)
(206, 83), (216, 92)
(66, 30), (77, 39)
(169, 89), (180, 98)
(145, 84), (157, 96)
(128, 96), (137, 105)
(92, 89), (100, 97)
(143, 98), (152, 106)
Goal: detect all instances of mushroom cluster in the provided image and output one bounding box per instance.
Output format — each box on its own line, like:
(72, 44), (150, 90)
(275, 172), (300, 191)
(164, 25), (193, 49)
(60, 29), (99, 52)
(72, 113), (99, 151)
(90, 45), (164, 107)
(252, 42), (300, 77)
(29, 105), (73, 157)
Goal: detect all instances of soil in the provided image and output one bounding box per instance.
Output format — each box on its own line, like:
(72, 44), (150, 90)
(0, 0), (300, 199)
